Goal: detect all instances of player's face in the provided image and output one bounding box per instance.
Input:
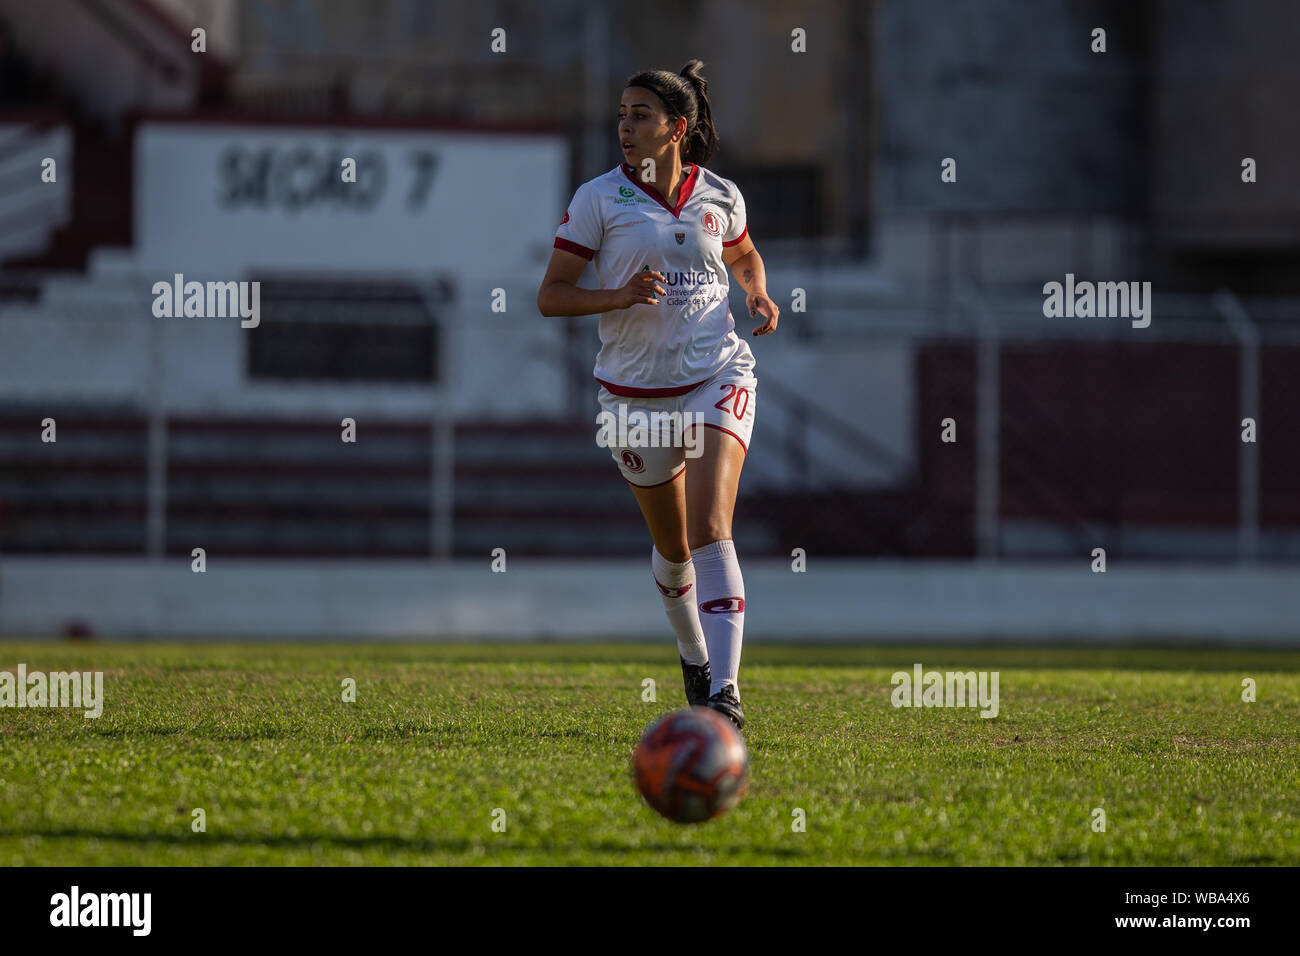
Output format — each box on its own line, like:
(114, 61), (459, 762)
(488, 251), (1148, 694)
(619, 87), (681, 174)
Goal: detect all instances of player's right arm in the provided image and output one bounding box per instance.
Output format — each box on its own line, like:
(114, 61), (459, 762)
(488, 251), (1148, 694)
(537, 181), (665, 316)
(537, 251), (665, 316)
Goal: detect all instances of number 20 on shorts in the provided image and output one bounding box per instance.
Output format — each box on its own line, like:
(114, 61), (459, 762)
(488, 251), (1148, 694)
(714, 383), (751, 420)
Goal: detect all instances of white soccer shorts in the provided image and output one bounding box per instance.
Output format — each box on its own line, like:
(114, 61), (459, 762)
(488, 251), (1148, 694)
(596, 365), (757, 487)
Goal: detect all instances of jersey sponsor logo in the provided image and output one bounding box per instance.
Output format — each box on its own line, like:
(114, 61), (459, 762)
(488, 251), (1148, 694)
(700, 596), (745, 615)
(618, 186), (635, 198)
(661, 269), (720, 286)
(701, 197), (733, 211)
(655, 578), (693, 599)
(702, 210), (722, 237)
(674, 232), (685, 245)
(561, 210), (570, 225)
(659, 269), (725, 309)
(621, 450), (646, 473)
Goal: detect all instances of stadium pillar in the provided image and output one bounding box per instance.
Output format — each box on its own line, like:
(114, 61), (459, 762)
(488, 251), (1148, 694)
(973, 293), (999, 561)
(146, 303), (167, 560)
(426, 285), (454, 560)
(1215, 289), (1261, 564)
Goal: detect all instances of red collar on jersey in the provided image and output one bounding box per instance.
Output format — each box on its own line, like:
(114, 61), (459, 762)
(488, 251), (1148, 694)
(621, 162), (700, 219)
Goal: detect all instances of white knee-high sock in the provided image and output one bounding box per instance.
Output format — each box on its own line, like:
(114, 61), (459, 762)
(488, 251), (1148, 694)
(690, 538), (745, 696)
(652, 548), (708, 665)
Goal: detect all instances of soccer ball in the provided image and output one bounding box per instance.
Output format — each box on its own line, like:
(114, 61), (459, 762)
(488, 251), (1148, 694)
(632, 707), (749, 823)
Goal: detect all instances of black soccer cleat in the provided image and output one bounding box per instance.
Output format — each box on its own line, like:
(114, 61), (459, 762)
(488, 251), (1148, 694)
(680, 656), (712, 707)
(707, 685), (745, 731)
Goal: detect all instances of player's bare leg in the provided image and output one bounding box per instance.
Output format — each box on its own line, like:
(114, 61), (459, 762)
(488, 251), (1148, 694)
(683, 426), (745, 550)
(683, 425), (748, 728)
(629, 472), (711, 705)
(629, 472), (689, 562)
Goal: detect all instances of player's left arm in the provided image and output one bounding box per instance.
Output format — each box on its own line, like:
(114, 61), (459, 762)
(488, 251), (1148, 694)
(722, 235), (779, 336)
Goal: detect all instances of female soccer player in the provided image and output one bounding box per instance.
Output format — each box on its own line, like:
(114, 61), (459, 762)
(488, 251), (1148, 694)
(537, 60), (779, 730)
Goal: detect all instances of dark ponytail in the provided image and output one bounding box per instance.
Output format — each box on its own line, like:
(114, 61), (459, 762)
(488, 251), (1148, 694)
(625, 58), (719, 167)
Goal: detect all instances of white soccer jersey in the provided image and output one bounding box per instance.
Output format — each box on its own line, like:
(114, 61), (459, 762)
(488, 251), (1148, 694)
(553, 162), (755, 396)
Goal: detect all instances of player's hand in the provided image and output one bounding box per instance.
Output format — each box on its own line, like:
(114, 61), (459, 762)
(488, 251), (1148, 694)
(617, 270), (666, 308)
(748, 292), (779, 335)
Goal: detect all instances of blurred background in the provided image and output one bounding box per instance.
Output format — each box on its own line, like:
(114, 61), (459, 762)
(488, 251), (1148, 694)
(0, 0), (1297, 641)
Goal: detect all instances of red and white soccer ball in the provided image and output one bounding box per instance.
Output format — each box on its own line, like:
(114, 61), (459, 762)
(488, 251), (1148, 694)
(632, 707), (749, 823)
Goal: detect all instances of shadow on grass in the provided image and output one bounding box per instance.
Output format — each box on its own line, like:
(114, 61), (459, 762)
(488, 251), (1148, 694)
(235, 645), (1300, 673)
(5, 642), (1300, 673)
(0, 827), (812, 860)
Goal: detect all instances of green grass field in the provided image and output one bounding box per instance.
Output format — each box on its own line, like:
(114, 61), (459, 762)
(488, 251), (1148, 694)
(1, 642), (1297, 866)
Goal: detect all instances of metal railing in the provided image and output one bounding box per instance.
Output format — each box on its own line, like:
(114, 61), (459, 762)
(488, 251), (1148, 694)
(4, 269), (1299, 562)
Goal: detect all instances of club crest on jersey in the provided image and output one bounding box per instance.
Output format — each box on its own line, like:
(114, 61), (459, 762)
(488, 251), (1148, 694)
(702, 210), (722, 237)
(560, 210), (570, 225)
(674, 232), (685, 245)
(700, 596), (745, 614)
(621, 450), (646, 474)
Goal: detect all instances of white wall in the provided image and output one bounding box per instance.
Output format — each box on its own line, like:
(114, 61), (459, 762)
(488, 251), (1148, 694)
(1, 557), (1296, 643)
(133, 122), (566, 280)
(0, 279), (571, 419)
(873, 214), (1139, 289)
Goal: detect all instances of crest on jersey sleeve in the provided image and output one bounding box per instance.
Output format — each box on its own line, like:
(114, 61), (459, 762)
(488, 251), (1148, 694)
(701, 210), (722, 237)
(560, 210), (570, 225)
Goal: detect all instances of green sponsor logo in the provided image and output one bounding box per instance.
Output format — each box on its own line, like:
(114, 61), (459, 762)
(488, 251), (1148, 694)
(619, 186), (635, 198)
